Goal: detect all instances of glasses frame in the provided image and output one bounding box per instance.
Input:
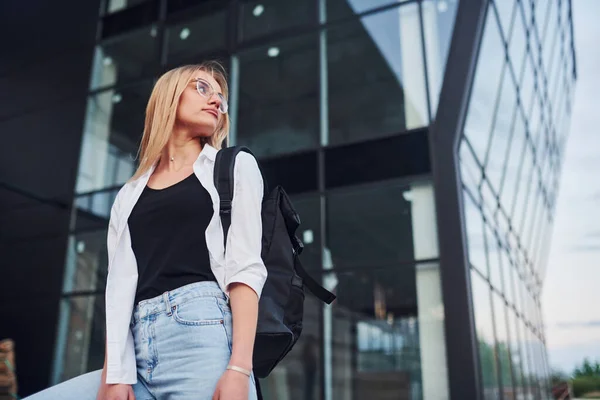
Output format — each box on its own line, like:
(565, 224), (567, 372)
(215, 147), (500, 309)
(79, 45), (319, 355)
(192, 78), (228, 114)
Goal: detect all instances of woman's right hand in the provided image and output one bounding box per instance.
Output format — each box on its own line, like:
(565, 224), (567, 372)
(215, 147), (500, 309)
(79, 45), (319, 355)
(97, 383), (136, 400)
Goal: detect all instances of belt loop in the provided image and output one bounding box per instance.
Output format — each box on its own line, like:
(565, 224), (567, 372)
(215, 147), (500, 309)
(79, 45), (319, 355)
(163, 292), (173, 316)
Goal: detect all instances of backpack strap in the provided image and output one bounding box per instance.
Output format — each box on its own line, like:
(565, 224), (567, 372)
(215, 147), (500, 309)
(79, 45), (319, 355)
(294, 257), (337, 304)
(214, 146), (336, 305)
(214, 146), (266, 248)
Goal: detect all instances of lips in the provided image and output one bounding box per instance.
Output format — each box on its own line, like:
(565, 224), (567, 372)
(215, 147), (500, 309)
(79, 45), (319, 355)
(203, 109), (218, 118)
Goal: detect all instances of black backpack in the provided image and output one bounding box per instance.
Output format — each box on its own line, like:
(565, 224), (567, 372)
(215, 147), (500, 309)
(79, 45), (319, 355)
(214, 146), (336, 379)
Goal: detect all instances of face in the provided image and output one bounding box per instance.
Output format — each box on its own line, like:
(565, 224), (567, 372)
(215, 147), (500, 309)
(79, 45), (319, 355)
(175, 70), (226, 137)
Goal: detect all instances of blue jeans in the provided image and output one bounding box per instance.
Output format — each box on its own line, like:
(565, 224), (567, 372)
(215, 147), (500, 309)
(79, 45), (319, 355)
(25, 282), (257, 400)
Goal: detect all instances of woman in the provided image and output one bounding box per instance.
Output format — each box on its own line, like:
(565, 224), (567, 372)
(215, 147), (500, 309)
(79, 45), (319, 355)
(26, 61), (266, 400)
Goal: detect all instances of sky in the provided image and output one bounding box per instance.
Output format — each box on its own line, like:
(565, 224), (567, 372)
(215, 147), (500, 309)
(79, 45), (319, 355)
(541, 0), (600, 375)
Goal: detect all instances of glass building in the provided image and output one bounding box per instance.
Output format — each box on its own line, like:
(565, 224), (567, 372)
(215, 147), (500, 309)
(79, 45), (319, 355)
(47, 0), (576, 399)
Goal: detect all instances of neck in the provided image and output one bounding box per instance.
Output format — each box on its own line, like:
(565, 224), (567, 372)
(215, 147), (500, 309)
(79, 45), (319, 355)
(160, 135), (203, 172)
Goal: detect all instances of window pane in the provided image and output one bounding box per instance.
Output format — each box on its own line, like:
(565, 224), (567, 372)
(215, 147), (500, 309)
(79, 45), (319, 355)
(326, 181), (416, 269)
(422, 0), (459, 116)
(471, 270), (500, 399)
(493, 0), (515, 39)
(486, 67), (517, 192)
(257, 295), (322, 399)
(500, 108), (526, 211)
(508, 5), (527, 76)
(90, 27), (159, 89)
(62, 231), (109, 294)
(166, 10), (227, 64)
(464, 9), (504, 160)
(485, 223), (503, 291)
(235, 34), (319, 157)
(238, 0), (314, 42)
(291, 193), (322, 271)
(76, 82), (152, 193)
(463, 189), (487, 277)
(327, 263), (448, 399)
(492, 291), (514, 397)
(326, 4), (428, 147)
(106, 0), (148, 14)
(54, 295), (106, 382)
(327, 0), (404, 21)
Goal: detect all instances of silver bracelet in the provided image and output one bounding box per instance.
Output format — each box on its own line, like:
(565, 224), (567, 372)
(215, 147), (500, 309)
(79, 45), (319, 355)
(226, 365), (252, 377)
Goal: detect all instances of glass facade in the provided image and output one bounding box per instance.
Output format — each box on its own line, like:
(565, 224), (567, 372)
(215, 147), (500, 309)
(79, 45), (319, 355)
(52, 1), (461, 399)
(460, 0), (575, 399)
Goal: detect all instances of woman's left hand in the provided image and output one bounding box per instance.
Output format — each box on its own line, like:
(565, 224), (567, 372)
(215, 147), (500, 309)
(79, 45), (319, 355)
(212, 369), (250, 400)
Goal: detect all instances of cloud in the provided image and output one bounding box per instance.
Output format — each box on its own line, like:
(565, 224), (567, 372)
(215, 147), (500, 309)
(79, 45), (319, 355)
(554, 320), (600, 329)
(570, 244), (600, 253)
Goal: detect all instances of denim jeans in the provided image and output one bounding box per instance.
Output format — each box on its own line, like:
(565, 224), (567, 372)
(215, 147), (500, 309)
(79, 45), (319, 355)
(25, 281), (257, 400)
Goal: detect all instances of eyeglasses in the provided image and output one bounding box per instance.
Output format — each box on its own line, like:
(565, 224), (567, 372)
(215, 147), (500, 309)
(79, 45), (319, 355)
(192, 78), (228, 114)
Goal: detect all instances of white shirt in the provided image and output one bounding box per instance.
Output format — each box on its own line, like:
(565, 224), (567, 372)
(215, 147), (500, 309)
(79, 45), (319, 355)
(104, 144), (267, 384)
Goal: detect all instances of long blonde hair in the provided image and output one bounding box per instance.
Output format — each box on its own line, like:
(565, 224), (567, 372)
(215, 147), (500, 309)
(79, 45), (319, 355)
(130, 61), (230, 182)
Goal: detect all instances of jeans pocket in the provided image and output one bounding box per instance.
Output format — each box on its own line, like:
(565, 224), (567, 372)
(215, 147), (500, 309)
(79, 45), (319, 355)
(172, 297), (225, 326)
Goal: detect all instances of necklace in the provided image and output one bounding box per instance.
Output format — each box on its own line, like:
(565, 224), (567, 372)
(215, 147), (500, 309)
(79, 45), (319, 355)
(170, 156), (175, 162)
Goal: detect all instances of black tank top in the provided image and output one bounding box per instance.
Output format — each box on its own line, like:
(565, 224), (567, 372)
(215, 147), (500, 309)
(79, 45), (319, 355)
(128, 173), (216, 305)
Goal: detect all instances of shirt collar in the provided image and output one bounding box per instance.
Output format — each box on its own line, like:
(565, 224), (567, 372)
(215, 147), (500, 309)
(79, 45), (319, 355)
(198, 143), (217, 163)
(134, 143), (218, 185)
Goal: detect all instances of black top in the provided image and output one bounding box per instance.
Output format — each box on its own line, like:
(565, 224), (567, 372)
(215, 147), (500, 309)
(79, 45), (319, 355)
(128, 173), (216, 305)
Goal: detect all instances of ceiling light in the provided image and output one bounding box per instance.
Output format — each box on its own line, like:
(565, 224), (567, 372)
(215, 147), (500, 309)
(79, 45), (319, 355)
(437, 0), (448, 12)
(402, 190), (413, 202)
(103, 56), (113, 66)
(253, 4), (264, 17)
(112, 93), (122, 104)
(303, 230), (314, 245)
(180, 27), (190, 40)
(150, 25), (157, 37)
(267, 47), (280, 57)
(76, 241), (86, 254)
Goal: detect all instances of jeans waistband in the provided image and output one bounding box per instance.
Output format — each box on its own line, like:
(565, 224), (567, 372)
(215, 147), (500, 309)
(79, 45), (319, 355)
(132, 281), (225, 324)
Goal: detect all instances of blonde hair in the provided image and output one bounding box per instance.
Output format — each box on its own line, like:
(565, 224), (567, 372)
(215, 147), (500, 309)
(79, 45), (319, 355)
(130, 61), (230, 182)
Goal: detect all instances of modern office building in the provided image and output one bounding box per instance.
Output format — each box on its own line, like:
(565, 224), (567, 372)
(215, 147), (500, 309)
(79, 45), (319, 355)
(0, 0), (576, 398)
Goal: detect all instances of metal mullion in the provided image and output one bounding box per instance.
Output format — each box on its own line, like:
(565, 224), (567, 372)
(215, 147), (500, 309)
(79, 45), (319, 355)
(417, 0), (433, 123)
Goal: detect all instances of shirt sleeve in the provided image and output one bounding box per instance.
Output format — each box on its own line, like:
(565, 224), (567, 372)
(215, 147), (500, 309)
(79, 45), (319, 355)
(224, 151), (268, 297)
(106, 188), (123, 272)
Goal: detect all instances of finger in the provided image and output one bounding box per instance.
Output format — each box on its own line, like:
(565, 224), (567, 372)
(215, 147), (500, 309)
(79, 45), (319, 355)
(212, 388), (219, 400)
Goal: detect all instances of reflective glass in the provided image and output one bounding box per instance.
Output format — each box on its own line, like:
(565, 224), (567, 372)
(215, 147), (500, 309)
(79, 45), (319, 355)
(485, 223), (503, 291)
(54, 295), (106, 382)
(327, 263), (448, 399)
(519, 54), (535, 114)
(291, 194), (322, 271)
(76, 82), (153, 193)
(235, 34), (319, 157)
(492, 292), (514, 397)
(507, 308), (524, 397)
(326, 181), (415, 269)
(166, 10), (227, 64)
(327, 0), (406, 21)
(238, 0), (314, 41)
(258, 296), (322, 399)
(508, 4), (527, 76)
(62, 231), (109, 294)
(471, 270), (500, 399)
(106, 0), (148, 14)
(486, 67), (517, 192)
(326, 4), (428, 146)
(464, 10), (504, 160)
(463, 188), (487, 276)
(493, 0), (515, 39)
(460, 140), (483, 195)
(422, 0), (459, 116)
(89, 27), (159, 89)
(500, 108), (526, 211)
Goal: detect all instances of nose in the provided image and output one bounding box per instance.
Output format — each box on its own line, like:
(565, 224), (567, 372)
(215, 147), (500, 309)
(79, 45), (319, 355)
(208, 93), (221, 108)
